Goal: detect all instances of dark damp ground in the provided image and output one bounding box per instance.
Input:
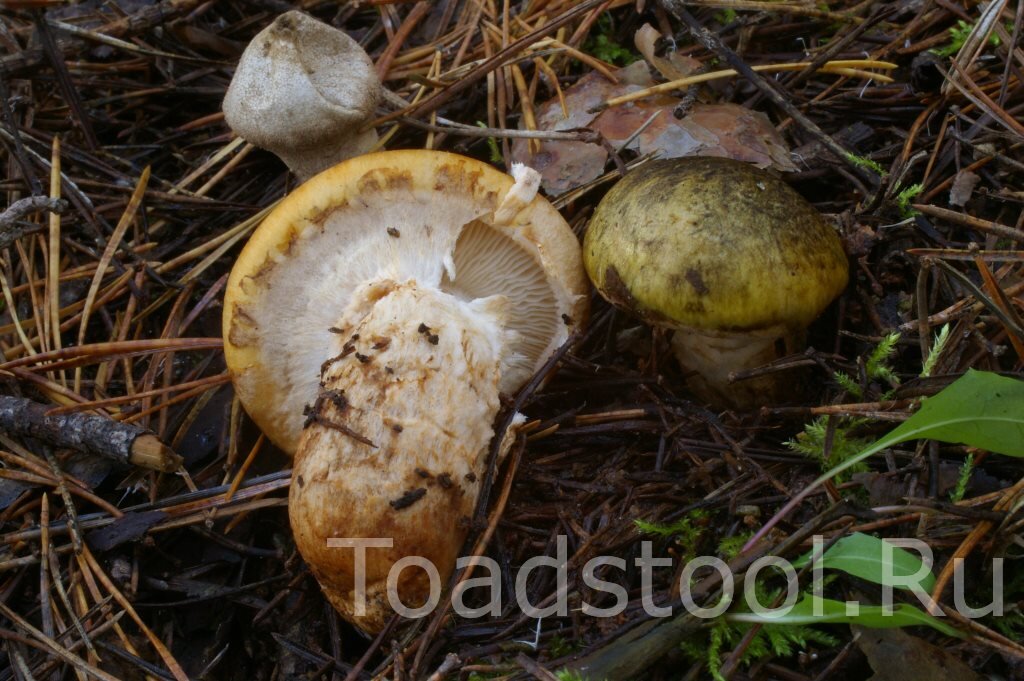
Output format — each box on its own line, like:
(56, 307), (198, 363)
(0, 1), (1021, 680)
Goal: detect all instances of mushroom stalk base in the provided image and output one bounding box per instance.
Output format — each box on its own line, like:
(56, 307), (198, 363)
(278, 128), (379, 182)
(670, 326), (805, 409)
(288, 279), (509, 633)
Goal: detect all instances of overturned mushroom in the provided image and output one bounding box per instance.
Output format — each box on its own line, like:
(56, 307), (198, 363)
(223, 11), (382, 180)
(224, 150), (588, 631)
(584, 156), (848, 409)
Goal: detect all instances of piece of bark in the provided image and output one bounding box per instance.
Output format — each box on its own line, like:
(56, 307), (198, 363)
(0, 395), (181, 472)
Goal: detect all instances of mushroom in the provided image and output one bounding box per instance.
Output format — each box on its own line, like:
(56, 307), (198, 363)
(223, 11), (382, 181)
(223, 150), (588, 632)
(583, 156), (848, 409)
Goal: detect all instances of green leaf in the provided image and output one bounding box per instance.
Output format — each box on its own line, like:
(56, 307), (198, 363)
(842, 151), (888, 177)
(475, 121), (503, 164)
(920, 323), (950, 378)
(786, 416), (873, 480)
(745, 370), (1024, 550)
(555, 671), (596, 681)
(635, 510), (705, 539)
(810, 370), (1024, 484)
(934, 19), (1003, 57)
(895, 183), (924, 218)
(792, 533), (936, 592)
(833, 370), (862, 398)
(865, 332), (900, 382)
(718, 533), (753, 560)
(726, 595), (962, 637)
(949, 453), (974, 503)
(582, 14), (636, 66)
(878, 369), (1024, 455)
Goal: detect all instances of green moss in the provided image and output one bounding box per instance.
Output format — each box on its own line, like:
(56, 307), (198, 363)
(583, 15), (636, 65)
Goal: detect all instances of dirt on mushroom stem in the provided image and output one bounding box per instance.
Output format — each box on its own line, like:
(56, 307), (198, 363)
(289, 279), (514, 632)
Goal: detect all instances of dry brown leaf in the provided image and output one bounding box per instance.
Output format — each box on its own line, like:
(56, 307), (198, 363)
(949, 170), (981, 207)
(852, 626), (985, 681)
(594, 102), (797, 171)
(510, 62), (656, 195)
(511, 62), (795, 195)
(634, 23), (703, 81)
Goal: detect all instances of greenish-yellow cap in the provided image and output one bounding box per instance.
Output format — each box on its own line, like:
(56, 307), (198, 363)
(584, 156), (849, 333)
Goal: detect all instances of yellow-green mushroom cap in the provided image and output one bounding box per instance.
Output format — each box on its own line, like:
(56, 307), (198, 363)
(584, 156), (849, 335)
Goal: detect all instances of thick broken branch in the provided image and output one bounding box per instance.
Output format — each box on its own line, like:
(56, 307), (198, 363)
(0, 396), (181, 472)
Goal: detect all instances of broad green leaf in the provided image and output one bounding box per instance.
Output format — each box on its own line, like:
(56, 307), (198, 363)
(880, 369), (1024, 456)
(727, 595), (962, 637)
(792, 533), (936, 592)
(830, 370), (1024, 483)
(745, 370), (1024, 550)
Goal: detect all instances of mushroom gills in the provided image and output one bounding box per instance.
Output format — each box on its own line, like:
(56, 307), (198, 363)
(290, 281), (512, 631)
(223, 150), (590, 633)
(443, 219), (562, 388)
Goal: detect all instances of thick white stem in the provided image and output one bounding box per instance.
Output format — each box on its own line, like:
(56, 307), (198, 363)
(288, 280), (512, 632)
(670, 325), (805, 409)
(276, 127), (379, 182)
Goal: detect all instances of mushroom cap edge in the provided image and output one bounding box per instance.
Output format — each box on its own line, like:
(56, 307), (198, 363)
(223, 149), (589, 453)
(583, 156), (849, 334)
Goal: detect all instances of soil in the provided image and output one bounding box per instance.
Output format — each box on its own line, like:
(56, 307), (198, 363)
(0, 1), (1021, 680)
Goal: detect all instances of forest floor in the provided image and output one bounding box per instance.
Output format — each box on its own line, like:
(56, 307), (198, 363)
(0, 0), (1022, 680)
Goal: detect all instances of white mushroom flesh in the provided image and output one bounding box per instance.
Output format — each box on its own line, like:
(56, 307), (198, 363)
(224, 151), (588, 632)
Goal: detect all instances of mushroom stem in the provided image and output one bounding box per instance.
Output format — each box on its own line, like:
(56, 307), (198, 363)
(493, 163), (541, 224)
(288, 280), (511, 632)
(274, 128), (379, 183)
(670, 325), (805, 409)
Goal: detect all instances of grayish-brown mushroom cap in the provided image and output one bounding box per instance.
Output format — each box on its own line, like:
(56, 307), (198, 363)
(223, 11), (381, 180)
